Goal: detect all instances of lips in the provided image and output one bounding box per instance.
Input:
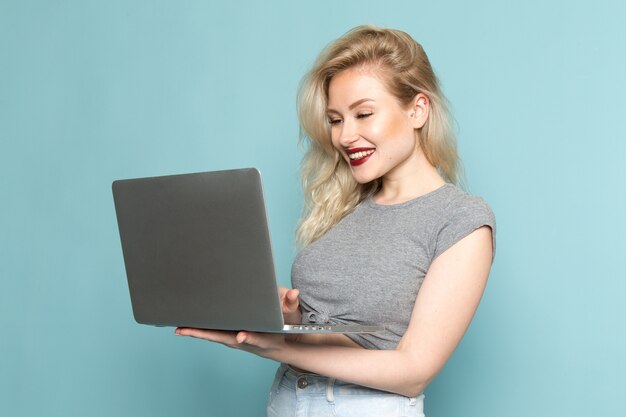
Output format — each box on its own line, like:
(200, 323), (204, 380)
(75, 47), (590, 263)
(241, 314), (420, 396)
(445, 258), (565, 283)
(346, 147), (375, 166)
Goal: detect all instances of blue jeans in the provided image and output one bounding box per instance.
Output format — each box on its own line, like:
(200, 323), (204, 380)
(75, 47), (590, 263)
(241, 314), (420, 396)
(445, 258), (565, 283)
(266, 364), (425, 417)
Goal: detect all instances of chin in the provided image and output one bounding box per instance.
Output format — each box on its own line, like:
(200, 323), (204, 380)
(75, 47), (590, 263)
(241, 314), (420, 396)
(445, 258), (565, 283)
(350, 170), (380, 185)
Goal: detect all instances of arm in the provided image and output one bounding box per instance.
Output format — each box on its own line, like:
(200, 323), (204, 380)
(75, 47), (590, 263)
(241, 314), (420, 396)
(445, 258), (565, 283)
(177, 226), (493, 397)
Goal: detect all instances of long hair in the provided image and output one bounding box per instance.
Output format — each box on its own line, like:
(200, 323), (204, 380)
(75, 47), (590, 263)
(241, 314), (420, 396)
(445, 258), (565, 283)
(296, 25), (460, 247)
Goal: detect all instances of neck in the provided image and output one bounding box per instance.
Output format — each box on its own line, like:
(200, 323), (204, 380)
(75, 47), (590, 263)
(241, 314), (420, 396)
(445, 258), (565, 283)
(373, 151), (446, 205)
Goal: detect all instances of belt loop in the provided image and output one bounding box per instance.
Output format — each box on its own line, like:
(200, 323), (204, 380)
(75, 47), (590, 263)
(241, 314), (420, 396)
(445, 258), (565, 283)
(326, 378), (336, 403)
(408, 396), (417, 406)
(278, 363), (289, 380)
(270, 364), (289, 397)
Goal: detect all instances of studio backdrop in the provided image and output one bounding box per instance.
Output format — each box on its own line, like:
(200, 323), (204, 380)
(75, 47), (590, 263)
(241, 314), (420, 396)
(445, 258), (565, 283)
(1, 1), (624, 416)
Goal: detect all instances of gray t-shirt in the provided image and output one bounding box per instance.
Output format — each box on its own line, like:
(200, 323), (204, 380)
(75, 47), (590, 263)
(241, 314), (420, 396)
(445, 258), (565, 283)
(291, 183), (496, 350)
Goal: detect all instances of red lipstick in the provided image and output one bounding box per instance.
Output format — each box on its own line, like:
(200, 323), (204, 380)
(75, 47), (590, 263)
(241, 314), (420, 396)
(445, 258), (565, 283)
(346, 147), (375, 166)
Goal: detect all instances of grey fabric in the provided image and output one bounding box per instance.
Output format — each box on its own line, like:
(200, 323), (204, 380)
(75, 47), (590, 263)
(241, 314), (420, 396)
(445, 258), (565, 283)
(291, 183), (496, 350)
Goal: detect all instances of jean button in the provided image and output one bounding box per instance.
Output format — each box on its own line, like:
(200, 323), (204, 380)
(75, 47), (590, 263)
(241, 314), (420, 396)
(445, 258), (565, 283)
(297, 377), (308, 389)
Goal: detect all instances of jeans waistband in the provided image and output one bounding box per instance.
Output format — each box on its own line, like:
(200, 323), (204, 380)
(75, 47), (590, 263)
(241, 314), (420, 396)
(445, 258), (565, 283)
(278, 364), (420, 405)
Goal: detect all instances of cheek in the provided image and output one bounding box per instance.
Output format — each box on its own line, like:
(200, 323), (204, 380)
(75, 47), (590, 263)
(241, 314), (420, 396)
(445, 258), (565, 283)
(329, 134), (349, 162)
(330, 132), (342, 152)
(380, 109), (407, 133)
(372, 114), (414, 148)
(330, 129), (338, 146)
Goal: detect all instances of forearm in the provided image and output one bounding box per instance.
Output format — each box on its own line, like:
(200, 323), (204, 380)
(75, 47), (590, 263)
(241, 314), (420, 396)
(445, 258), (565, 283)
(273, 340), (433, 398)
(294, 333), (362, 347)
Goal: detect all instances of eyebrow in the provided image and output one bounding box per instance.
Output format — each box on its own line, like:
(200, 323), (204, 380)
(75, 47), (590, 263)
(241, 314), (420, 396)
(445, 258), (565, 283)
(327, 98), (375, 114)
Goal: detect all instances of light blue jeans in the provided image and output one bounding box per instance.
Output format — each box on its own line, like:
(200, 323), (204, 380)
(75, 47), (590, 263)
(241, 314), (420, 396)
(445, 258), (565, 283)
(266, 364), (425, 417)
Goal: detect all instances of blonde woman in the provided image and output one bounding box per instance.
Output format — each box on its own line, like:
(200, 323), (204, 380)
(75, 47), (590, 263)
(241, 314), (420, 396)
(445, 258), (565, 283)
(176, 25), (495, 417)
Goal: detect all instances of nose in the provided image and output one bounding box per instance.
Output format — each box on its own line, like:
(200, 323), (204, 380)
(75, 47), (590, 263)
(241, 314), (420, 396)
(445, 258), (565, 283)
(335, 119), (359, 148)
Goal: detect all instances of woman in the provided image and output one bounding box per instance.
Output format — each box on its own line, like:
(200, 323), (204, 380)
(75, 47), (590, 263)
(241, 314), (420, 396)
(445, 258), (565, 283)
(176, 25), (495, 417)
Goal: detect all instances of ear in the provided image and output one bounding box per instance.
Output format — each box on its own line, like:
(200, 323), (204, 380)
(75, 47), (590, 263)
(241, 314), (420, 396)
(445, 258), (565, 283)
(408, 93), (429, 129)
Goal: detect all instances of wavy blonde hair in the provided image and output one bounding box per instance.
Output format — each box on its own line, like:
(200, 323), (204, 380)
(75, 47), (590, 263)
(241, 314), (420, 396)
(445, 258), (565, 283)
(296, 25), (460, 247)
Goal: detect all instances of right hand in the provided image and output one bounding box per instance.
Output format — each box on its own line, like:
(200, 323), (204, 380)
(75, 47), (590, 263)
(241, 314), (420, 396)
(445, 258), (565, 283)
(278, 286), (301, 325)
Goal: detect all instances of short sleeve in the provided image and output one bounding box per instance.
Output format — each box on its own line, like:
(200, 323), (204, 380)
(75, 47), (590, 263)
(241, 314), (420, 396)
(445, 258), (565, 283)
(433, 196), (496, 261)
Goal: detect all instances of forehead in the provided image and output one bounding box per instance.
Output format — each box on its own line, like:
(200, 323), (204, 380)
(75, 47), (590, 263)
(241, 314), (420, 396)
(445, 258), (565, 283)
(327, 68), (393, 108)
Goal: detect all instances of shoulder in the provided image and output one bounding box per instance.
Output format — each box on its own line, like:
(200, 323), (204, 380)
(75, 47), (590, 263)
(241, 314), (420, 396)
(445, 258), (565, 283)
(432, 184), (496, 260)
(442, 185), (495, 226)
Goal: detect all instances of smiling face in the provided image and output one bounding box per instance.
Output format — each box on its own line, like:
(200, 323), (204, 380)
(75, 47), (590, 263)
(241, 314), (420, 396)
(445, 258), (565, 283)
(326, 67), (429, 184)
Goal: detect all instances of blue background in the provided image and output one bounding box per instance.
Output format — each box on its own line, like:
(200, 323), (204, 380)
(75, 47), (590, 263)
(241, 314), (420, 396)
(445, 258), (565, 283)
(1, 1), (624, 416)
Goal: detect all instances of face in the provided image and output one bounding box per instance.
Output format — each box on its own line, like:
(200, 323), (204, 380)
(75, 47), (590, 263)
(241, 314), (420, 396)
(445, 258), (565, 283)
(326, 67), (428, 184)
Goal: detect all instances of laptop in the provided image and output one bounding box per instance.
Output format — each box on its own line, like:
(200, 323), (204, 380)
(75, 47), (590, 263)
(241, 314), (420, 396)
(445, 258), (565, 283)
(112, 168), (383, 334)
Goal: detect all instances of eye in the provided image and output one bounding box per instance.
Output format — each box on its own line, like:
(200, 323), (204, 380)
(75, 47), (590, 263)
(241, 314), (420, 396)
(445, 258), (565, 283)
(356, 112), (373, 120)
(328, 117), (342, 126)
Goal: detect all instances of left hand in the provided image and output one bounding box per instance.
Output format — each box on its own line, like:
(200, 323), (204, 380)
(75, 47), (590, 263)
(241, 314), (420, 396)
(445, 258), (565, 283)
(174, 327), (287, 360)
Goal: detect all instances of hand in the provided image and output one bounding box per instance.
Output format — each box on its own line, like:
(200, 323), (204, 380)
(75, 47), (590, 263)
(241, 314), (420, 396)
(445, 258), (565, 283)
(278, 287), (301, 325)
(174, 327), (287, 361)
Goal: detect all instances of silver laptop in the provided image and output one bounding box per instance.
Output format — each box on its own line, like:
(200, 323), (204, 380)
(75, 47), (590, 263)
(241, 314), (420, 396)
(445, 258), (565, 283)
(112, 168), (383, 334)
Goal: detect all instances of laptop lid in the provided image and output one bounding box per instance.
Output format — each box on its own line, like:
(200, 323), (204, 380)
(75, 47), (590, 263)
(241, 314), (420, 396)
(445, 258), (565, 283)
(112, 168), (287, 332)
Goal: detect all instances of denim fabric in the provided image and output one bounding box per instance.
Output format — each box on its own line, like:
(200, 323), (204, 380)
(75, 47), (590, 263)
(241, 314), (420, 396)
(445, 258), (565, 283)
(267, 364), (425, 417)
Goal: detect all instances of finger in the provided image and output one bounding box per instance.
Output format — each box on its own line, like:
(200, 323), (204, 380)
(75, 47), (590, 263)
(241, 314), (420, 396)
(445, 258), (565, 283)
(175, 327), (238, 345)
(284, 289), (299, 306)
(235, 331), (266, 349)
(283, 289), (299, 313)
(287, 289), (299, 303)
(236, 331), (248, 344)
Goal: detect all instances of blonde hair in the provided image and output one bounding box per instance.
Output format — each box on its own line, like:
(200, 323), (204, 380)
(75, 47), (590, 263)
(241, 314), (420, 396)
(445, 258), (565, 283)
(296, 25), (460, 247)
